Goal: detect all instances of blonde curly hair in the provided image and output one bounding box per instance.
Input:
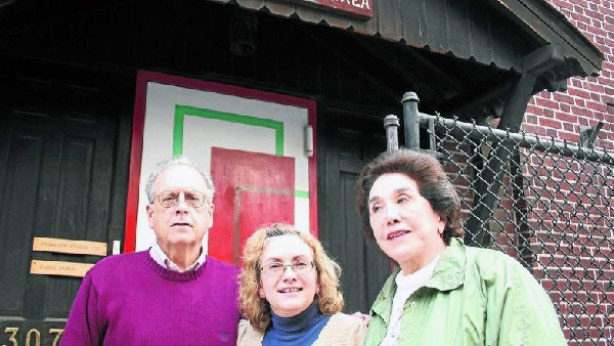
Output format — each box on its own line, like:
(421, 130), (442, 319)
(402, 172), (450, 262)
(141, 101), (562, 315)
(239, 223), (344, 332)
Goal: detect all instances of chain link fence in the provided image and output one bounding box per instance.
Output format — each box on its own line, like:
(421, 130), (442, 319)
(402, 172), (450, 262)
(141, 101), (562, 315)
(390, 94), (613, 346)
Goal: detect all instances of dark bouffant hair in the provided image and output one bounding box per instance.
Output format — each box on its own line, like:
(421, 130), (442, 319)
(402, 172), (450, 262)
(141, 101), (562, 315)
(356, 149), (464, 244)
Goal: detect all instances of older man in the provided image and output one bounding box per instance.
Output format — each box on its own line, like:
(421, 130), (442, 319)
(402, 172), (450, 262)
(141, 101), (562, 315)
(61, 157), (239, 346)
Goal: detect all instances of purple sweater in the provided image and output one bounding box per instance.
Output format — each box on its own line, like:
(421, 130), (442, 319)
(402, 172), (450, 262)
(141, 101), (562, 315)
(60, 251), (240, 346)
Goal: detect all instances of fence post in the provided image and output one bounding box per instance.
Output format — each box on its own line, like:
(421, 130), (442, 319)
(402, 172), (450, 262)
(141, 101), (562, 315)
(384, 114), (400, 153)
(402, 91), (420, 149)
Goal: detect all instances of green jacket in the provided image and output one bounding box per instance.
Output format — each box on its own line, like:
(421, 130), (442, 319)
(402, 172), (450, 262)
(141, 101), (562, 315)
(365, 238), (567, 346)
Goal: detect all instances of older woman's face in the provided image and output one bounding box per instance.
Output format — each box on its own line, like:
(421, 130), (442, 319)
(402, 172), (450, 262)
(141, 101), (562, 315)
(258, 235), (319, 317)
(368, 173), (446, 274)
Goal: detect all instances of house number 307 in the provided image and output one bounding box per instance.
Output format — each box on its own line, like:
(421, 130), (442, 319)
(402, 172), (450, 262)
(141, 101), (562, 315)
(3, 327), (64, 346)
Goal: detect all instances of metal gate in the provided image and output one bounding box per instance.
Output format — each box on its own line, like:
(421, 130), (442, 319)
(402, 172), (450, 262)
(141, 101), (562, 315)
(386, 92), (613, 346)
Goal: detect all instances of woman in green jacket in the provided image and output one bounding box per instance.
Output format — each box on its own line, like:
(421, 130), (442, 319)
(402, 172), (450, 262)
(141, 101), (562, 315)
(356, 149), (567, 346)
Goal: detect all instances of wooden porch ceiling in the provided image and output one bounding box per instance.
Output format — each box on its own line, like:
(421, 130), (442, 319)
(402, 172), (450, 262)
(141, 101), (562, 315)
(207, 0), (602, 78)
(0, 0), (602, 122)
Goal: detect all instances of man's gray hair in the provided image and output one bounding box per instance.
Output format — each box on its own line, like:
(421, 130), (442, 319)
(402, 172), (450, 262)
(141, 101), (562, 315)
(145, 156), (215, 204)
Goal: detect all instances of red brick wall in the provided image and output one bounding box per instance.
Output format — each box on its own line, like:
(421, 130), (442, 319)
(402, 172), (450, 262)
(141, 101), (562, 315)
(524, 2), (613, 345)
(527, 1), (614, 150)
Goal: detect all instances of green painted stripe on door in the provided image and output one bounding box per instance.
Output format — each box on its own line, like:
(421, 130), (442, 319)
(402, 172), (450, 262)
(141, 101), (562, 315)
(173, 105), (285, 157)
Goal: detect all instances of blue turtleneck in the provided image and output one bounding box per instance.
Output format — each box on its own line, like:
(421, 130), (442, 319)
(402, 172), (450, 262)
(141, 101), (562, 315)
(262, 301), (331, 346)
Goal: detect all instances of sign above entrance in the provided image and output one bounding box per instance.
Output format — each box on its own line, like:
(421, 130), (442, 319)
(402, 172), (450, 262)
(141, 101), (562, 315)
(292, 0), (373, 19)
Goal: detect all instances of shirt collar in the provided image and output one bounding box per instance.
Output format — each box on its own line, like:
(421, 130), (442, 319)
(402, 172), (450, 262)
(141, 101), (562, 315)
(395, 255), (439, 291)
(149, 242), (207, 272)
(425, 237), (466, 291)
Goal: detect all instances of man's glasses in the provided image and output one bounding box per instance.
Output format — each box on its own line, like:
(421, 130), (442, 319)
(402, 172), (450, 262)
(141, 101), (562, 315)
(260, 259), (315, 278)
(155, 190), (208, 208)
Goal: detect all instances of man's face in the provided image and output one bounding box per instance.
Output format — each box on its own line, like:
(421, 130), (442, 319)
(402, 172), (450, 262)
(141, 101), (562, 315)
(146, 165), (214, 253)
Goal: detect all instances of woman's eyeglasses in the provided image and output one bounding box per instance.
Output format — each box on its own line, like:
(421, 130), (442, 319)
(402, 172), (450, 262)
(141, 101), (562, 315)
(260, 260), (315, 278)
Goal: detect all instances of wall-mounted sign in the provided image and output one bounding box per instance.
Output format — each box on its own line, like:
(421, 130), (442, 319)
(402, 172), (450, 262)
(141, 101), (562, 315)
(32, 237), (107, 257)
(30, 260), (94, 278)
(293, 0), (373, 19)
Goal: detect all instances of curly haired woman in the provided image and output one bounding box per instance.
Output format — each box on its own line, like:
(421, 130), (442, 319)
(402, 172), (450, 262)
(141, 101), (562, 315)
(237, 223), (366, 346)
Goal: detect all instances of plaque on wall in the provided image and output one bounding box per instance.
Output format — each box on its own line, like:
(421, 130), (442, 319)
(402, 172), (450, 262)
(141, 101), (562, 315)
(30, 260), (94, 278)
(32, 237), (107, 256)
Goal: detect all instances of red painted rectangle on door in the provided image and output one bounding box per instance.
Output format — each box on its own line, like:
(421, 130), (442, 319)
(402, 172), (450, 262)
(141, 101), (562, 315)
(209, 147), (295, 265)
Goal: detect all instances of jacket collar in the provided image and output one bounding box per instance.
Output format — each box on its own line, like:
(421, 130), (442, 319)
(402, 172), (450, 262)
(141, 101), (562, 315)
(370, 237), (466, 322)
(425, 237), (466, 291)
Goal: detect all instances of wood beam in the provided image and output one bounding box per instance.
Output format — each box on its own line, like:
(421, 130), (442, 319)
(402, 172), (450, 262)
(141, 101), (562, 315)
(465, 45), (560, 246)
(440, 76), (513, 116)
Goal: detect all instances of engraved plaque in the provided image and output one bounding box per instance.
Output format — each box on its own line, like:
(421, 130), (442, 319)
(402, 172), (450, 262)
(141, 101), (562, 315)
(30, 260), (94, 278)
(32, 237), (107, 256)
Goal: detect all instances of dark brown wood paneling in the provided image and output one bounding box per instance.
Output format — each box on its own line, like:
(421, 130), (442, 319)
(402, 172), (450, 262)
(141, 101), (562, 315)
(468, 4), (494, 65)
(295, 28), (320, 96)
(320, 52), (341, 101)
(376, 0), (401, 41)
(318, 108), (391, 314)
(0, 131), (43, 314)
(400, 0), (425, 45)
(490, 15), (516, 71)
(259, 0), (602, 76)
(0, 63), (130, 345)
(424, 0), (448, 52)
(340, 169), (364, 308)
(447, 0), (471, 59)
(277, 22), (299, 89)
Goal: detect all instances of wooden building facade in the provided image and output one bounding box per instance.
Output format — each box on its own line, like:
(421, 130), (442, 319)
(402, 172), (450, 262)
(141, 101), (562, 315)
(0, 0), (602, 344)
